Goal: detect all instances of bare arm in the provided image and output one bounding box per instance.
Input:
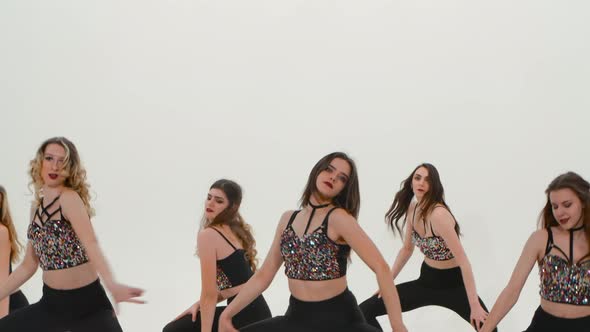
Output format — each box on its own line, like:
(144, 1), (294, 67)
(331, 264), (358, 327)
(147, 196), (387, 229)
(331, 209), (407, 332)
(0, 227), (10, 318)
(432, 207), (487, 329)
(390, 209), (415, 280)
(480, 230), (545, 332)
(0, 205), (39, 306)
(218, 211), (290, 332)
(0, 243), (38, 307)
(197, 229), (221, 332)
(60, 190), (144, 306)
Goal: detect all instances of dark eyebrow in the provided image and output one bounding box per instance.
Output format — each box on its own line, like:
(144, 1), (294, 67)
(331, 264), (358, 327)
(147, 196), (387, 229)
(329, 163), (350, 180)
(44, 153), (65, 159)
(212, 195), (225, 200)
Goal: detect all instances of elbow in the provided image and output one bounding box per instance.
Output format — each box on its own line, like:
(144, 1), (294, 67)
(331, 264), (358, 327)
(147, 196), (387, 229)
(373, 260), (391, 277)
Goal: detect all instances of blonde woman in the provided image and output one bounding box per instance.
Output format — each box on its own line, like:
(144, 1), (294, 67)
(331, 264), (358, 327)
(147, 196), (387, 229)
(0, 185), (29, 319)
(0, 137), (144, 331)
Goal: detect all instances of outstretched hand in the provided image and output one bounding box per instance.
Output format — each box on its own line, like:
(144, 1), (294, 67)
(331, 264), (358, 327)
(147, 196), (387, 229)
(108, 282), (145, 314)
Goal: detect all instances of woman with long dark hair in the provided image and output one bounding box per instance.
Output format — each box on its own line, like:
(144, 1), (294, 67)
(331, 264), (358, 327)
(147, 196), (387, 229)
(360, 163), (492, 331)
(481, 172), (590, 331)
(218, 152), (406, 332)
(0, 137), (144, 331)
(163, 179), (271, 332)
(0, 185), (29, 318)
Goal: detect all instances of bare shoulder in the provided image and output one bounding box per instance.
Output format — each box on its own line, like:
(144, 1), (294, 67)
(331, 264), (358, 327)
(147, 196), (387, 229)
(328, 208), (356, 227)
(0, 224), (8, 243)
(429, 205), (454, 226)
(528, 228), (549, 245)
(197, 227), (219, 243)
(522, 228), (548, 261)
(277, 210), (296, 228)
(59, 189), (82, 204)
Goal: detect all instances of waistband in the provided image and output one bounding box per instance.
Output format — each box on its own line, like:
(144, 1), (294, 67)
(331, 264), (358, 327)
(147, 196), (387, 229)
(285, 288), (364, 323)
(525, 306), (590, 331)
(41, 279), (113, 317)
(417, 261), (463, 289)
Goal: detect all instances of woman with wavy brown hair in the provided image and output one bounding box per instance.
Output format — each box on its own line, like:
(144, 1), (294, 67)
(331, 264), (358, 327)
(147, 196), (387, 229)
(218, 152), (406, 332)
(163, 179), (271, 332)
(481, 172), (590, 331)
(0, 137), (144, 331)
(360, 163), (493, 331)
(0, 185), (29, 318)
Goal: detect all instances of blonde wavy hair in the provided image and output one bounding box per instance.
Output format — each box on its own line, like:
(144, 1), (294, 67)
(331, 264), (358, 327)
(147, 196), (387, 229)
(0, 185), (23, 263)
(29, 137), (94, 217)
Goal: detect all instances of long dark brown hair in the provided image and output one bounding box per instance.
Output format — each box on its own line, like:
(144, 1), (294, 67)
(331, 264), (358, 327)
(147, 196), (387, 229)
(386, 163), (461, 238)
(0, 185), (23, 263)
(539, 171), (590, 250)
(300, 152), (360, 218)
(203, 179), (258, 272)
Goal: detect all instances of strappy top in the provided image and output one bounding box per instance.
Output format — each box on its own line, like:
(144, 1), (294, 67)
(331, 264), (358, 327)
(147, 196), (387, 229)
(27, 195), (89, 271)
(411, 205), (454, 261)
(210, 228), (253, 291)
(280, 205), (350, 281)
(539, 226), (590, 305)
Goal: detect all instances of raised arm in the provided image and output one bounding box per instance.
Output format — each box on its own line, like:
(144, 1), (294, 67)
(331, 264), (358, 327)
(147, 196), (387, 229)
(330, 209), (407, 332)
(218, 211), (290, 332)
(480, 230), (545, 332)
(60, 190), (144, 308)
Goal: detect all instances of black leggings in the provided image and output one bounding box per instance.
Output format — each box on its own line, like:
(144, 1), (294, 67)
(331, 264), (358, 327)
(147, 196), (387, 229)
(523, 306), (590, 332)
(360, 262), (496, 331)
(9, 290), (29, 312)
(162, 295), (271, 332)
(241, 288), (379, 332)
(0, 279), (122, 332)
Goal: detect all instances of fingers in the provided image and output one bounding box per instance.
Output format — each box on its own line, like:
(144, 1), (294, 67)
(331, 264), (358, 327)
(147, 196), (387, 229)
(124, 298), (146, 304)
(192, 310), (197, 322)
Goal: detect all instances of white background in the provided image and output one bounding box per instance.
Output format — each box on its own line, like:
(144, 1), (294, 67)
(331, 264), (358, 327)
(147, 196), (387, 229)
(1, 0), (589, 331)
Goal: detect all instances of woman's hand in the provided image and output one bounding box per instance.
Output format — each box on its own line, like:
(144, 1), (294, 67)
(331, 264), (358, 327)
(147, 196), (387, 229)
(175, 301), (200, 322)
(470, 302), (488, 331)
(107, 282), (145, 313)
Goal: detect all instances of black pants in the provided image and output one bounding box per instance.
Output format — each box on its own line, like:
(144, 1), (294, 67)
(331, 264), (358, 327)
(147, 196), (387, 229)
(163, 295), (271, 332)
(241, 288), (379, 332)
(360, 262), (496, 331)
(0, 279), (122, 332)
(9, 290), (29, 312)
(523, 306), (590, 332)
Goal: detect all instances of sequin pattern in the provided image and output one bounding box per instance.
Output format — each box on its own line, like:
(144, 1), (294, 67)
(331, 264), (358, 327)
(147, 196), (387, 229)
(412, 231), (454, 261)
(539, 254), (590, 305)
(216, 264), (232, 291)
(27, 218), (89, 270)
(280, 226), (350, 280)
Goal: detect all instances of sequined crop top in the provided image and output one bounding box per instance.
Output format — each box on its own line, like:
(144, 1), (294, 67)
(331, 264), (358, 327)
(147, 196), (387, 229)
(211, 228), (253, 291)
(539, 227), (590, 305)
(27, 195), (89, 271)
(280, 205), (350, 281)
(411, 205), (454, 261)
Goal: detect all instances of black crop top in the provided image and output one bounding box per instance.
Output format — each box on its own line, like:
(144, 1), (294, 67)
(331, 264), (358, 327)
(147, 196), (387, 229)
(280, 205), (350, 281)
(211, 228), (253, 291)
